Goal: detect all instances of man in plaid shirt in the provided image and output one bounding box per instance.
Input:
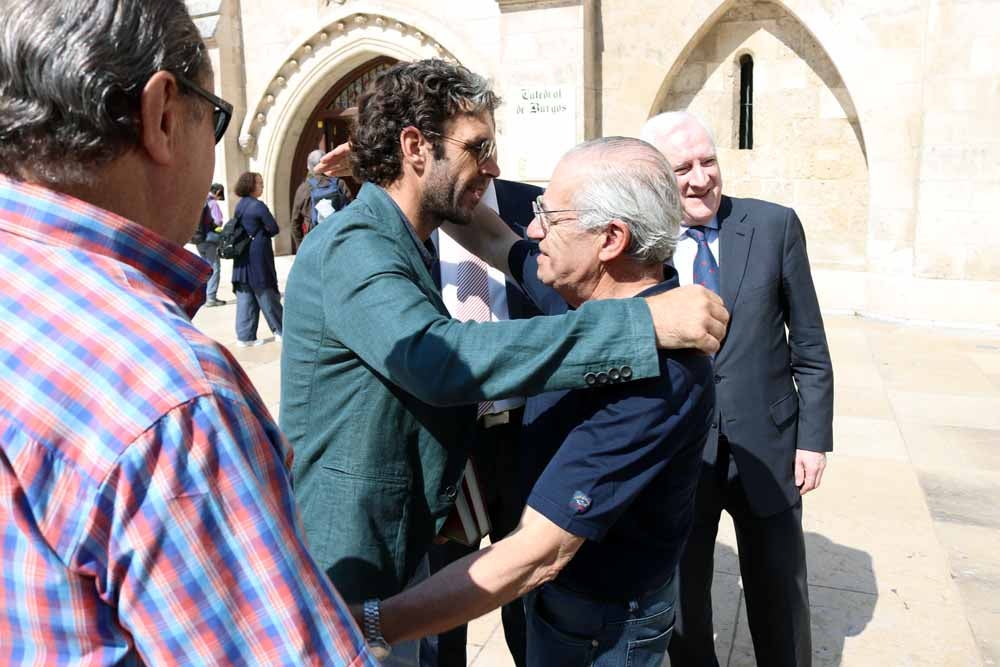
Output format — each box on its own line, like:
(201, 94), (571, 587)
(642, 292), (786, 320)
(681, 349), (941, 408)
(0, 1), (374, 665)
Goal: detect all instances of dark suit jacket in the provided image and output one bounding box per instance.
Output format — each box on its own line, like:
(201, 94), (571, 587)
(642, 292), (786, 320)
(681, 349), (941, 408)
(707, 195), (834, 517)
(495, 178), (543, 318)
(494, 178), (540, 228)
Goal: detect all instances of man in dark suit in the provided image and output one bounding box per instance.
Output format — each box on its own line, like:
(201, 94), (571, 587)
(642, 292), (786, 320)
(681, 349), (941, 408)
(423, 177), (542, 667)
(641, 112), (834, 666)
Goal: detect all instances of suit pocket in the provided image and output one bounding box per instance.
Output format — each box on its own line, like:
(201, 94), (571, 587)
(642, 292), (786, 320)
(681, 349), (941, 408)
(769, 391), (799, 429)
(302, 466), (411, 599)
(737, 276), (778, 304)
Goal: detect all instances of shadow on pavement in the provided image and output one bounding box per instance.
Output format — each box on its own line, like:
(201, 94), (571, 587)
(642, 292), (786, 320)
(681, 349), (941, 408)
(671, 532), (876, 666)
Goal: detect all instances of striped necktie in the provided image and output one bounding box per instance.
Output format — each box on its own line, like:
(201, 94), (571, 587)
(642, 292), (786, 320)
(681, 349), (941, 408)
(453, 253), (495, 417)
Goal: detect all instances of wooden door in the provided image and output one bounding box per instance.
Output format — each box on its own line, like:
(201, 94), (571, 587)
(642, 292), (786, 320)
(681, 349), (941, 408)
(288, 56), (397, 218)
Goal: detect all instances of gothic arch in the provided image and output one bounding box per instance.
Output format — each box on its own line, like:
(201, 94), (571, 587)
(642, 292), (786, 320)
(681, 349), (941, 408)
(647, 0), (870, 270)
(237, 4), (489, 252)
(646, 0), (870, 130)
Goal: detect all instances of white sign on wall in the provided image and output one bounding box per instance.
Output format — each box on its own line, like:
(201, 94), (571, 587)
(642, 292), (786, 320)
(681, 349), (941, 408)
(505, 85), (576, 182)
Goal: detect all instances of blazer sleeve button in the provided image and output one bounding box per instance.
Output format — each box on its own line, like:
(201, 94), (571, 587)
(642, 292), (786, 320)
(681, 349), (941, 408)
(608, 368), (621, 382)
(584, 372), (598, 386)
(444, 485), (458, 499)
(596, 372), (609, 385)
(620, 365), (633, 380)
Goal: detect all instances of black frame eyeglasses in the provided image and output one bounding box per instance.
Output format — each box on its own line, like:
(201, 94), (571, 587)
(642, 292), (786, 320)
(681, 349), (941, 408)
(423, 130), (497, 165)
(174, 73), (233, 144)
(531, 195), (595, 234)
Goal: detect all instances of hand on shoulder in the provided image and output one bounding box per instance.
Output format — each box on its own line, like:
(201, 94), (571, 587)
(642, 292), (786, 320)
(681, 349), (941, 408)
(645, 285), (729, 355)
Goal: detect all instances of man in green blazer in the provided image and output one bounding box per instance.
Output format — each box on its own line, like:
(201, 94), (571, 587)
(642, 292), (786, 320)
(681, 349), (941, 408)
(280, 60), (727, 662)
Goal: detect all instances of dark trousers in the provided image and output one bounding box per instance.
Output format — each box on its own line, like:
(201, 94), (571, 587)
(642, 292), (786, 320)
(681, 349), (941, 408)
(421, 410), (527, 667)
(668, 436), (811, 667)
(234, 284), (283, 342)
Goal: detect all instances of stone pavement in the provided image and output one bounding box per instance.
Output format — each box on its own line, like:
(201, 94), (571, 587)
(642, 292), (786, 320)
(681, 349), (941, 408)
(194, 253), (999, 666)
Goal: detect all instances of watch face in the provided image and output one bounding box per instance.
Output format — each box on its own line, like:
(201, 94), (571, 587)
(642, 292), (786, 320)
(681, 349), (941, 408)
(369, 640), (391, 660)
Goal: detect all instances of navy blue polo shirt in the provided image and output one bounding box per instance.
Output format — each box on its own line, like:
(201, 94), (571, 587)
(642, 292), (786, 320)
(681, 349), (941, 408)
(509, 241), (715, 601)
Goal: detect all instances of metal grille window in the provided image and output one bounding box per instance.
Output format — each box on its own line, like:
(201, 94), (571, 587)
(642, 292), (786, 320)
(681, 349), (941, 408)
(739, 54), (754, 150)
(328, 61), (394, 111)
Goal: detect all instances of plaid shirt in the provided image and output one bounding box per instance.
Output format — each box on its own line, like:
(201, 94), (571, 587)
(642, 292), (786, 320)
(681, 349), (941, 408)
(0, 177), (375, 666)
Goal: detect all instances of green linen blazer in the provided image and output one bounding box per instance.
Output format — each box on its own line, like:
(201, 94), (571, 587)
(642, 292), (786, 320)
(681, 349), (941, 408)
(280, 183), (662, 603)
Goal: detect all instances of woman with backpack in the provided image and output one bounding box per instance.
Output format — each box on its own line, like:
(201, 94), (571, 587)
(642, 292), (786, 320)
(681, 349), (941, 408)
(231, 171), (283, 347)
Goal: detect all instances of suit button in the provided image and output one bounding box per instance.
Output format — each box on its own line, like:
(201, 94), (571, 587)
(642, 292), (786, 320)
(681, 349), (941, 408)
(584, 372), (598, 386)
(620, 366), (633, 380)
(608, 368), (621, 382)
(714, 374), (722, 384)
(444, 485), (458, 499)
(596, 372), (609, 385)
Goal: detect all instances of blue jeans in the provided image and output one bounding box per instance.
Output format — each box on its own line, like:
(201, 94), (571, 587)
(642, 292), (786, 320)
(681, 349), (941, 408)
(234, 284), (283, 342)
(525, 576), (676, 667)
(195, 241), (221, 300)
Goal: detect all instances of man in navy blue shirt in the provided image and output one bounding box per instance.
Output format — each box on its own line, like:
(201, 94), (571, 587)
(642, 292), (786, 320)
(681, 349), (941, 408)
(366, 137), (715, 667)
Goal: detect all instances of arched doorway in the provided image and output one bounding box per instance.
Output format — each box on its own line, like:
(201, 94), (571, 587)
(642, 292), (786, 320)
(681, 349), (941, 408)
(287, 56), (397, 213)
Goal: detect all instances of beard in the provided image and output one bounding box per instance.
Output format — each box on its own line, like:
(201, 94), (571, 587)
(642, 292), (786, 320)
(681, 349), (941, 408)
(420, 159), (478, 226)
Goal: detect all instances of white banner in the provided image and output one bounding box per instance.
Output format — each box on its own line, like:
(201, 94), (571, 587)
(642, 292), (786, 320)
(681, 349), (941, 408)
(506, 85), (576, 182)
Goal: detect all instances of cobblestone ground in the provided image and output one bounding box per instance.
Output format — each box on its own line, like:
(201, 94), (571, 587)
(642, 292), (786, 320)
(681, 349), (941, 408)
(193, 254), (1000, 666)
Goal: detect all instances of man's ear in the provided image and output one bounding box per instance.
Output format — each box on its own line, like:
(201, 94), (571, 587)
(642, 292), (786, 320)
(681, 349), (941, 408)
(598, 219), (631, 262)
(400, 126), (429, 173)
(138, 71), (183, 166)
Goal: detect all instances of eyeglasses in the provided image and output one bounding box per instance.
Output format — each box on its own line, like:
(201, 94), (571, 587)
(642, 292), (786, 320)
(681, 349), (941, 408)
(423, 130), (497, 165)
(531, 195), (595, 234)
(174, 73), (233, 144)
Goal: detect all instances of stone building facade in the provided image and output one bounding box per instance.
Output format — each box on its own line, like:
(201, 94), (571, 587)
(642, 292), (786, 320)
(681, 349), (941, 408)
(188, 0), (1000, 326)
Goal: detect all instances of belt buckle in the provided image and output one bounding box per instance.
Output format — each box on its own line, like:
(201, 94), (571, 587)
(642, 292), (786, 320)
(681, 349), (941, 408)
(481, 410), (510, 428)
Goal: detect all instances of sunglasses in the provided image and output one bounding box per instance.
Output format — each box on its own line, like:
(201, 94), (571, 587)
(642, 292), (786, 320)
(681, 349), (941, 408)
(174, 73), (233, 144)
(423, 130), (497, 165)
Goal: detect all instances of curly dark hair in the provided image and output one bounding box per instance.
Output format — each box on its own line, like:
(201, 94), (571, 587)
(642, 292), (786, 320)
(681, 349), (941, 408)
(233, 172), (260, 197)
(350, 59), (500, 186)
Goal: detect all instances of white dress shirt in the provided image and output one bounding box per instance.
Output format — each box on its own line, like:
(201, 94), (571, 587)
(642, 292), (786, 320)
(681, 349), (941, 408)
(436, 180), (524, 413)
(670, 217), (720, 287)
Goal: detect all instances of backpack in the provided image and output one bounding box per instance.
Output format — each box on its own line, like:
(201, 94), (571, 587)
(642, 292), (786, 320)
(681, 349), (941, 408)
(189, 203), (212, 244)
(217, 214), (252, 260)
(307, 175), (347, 231)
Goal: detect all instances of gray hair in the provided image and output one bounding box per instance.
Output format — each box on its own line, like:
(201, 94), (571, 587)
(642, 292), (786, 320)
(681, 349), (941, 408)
(0, 0), (210, 185)
(306, 149), (325, 173)
(562, 137), (682, 264)
(639, 111), (717, 153)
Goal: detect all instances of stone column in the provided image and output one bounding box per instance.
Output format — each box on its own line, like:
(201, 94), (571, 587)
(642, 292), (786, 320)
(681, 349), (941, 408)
(188, 0), (249, 220)
(912, 0), (1000, 285)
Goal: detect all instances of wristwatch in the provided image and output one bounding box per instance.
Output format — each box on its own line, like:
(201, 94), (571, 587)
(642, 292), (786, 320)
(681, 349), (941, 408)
(362, 598), (392, 660)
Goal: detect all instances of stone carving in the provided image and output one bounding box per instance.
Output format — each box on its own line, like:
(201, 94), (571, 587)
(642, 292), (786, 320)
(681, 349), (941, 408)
(238, 13), (458, 156)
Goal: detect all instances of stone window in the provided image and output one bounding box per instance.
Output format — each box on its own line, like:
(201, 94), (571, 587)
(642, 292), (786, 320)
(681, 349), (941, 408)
(738, 54), (753, 149)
